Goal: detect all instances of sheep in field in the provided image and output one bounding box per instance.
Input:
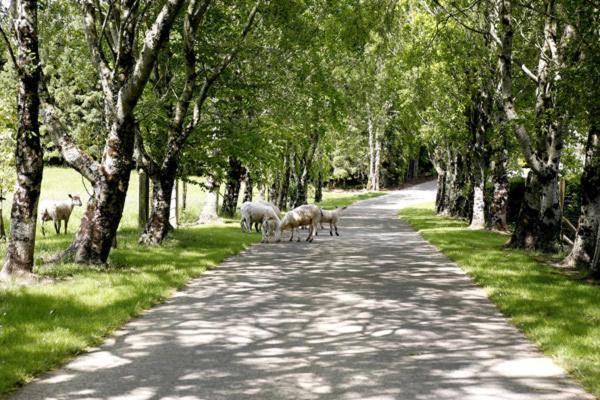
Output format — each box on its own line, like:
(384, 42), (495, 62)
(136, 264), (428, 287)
(39, 194), (83, 236)
(240, 201), (280, 234)
(320, 206), (347, 236)
(275, 204), (321, 242)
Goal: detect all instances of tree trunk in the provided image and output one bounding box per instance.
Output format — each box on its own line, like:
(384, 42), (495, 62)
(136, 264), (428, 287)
(139, 176), (174, 245)
(242, 170), (252, 203)
(489, 146), (509, 231)
(294, 133), (319, 208)
(0, 189), (6, 240)
(1, 0), (43, 279)
(182, 180), (187, 210)
(138, 169), (150, 229)
(447, 152), (472, 219)
(506, 170), (541, 250)
(564, 117), (600, 269)
(497, 0), (571, 252)
(367, 110), (374, 190)
(169, 179), (178, 228)
(221, 157), (243, 217)
(277, 153), (291, 210)
(373, 136), (381, 191)
(198, 176), (221, 224)
(314, 172), (323, 203)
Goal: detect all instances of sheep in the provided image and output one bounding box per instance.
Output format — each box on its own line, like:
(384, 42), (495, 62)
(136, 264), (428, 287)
(252, 200), (280, 232)
(39, 194), (83, 236)
(240, 201), (280, 234)
(275, 204), (321, 242)
(320, 206), (347, 236)
(261, 217), (280, 243)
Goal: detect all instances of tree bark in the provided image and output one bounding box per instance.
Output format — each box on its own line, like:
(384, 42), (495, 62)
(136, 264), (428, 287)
(0, 189), (6, 240)
(139, 176), (174, 245)
(1, 0), (43, 280)
(242, 169), (252, 203)
(169, 179), (178, 228)
(138, 169), (150, 229)
(564, 116), (600, 269)
(182, 180), (187, 210)
(505, 170), (541, 250)
(221, 156), (243, 217)
(489, 145), (509, 231)
(198, 176), (221, 224)
(314, 172), (323, 203)
(294, 133), (319, 208)
(277, 153), (291, 210)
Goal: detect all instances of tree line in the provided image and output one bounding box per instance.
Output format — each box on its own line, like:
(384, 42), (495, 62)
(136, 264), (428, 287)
(0, 0), (598, 280)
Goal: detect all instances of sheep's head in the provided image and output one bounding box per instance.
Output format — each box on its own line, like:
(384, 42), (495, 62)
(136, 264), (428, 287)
(69, 194), (83, 207)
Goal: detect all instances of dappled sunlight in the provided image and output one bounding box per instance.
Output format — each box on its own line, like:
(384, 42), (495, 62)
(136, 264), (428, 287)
(10, 181), (591, 399)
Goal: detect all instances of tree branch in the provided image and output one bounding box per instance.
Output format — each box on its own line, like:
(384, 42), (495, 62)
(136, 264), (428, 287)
(0, 22), (17, 71)
(40, 73), (102, 184)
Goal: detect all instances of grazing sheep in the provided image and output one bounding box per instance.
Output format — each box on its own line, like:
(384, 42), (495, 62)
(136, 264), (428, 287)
(275, 204), (321, 242)
(39, 194), (83, 236)
(240, 201), (280, 234)
(261, 217), (279, 243)
(320, 206), (347, 236)
(253, 200), (281, 232)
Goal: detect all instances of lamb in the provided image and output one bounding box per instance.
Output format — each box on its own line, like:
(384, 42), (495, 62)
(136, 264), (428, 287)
(320, 206), (347, 236)
(275, 204), (321, 242)
(39, 194), (83, 236)
(240, 201), (281, 237)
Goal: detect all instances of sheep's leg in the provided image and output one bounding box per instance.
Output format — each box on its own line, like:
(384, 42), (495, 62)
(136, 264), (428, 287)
(306, 224), (314, 242)
(289, 228), (294, 241)
(54, 220), (60, 235)
(330, 222), (333, 236)
(334, 223), (339, 236)
(64, 218), (69, 234)
(41, 220), (46, 237)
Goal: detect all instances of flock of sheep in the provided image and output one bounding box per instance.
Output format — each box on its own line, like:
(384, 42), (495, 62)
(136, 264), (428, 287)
(36, 194), (347, 243)
(240, 200), (347, 243)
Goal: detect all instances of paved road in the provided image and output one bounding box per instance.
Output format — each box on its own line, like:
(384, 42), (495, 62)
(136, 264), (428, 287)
(13, 181), (593, 400)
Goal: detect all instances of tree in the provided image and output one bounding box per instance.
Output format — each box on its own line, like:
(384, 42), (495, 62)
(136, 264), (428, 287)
(1, 0), (44, 280)
(44, 0), (186, 263)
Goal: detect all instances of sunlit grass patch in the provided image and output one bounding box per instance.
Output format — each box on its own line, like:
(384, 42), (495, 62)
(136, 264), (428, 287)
(400, 203), (600, 398)
(317, 191), (386, 209)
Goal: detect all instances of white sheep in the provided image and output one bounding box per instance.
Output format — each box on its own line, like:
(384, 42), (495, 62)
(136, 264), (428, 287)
(275, 204), (321, 242)
(240, 201), (281, 235)
(320, 206), (347, 236)
(39, 194), (83, 236)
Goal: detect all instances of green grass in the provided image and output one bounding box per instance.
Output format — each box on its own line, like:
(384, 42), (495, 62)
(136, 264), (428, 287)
(0, 167), (384, 396)
(399, 203), (600, 398)
(316, 190), (386, 209)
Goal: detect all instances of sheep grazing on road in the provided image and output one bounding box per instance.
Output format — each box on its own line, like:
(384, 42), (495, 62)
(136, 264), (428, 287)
(320, 206), (347, 236)
(240, 201), (281, 238)
(39, 194), (83, 236)
(275, 204), (321, 242)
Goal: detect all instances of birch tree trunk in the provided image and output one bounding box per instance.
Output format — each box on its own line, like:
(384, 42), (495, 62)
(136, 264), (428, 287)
(139, 175), (175, 245)
(242, 170), (252, 203)
(277, 153), (291, 210)
(169, 179), (178, 228)
(1, 0), (43, 280)
(0, 190), (6, 240)
(221, 157), (243, 217)
(489, 145), (509, 231)
(138, 169), (150, 229)
(497, 0), (573, 252)
(198, 176), (221, 224)
(294, 133), (319, 208)
(564, 115), (600, 269)
(367, 109), (375, 191)
(314, 172), (323, 203)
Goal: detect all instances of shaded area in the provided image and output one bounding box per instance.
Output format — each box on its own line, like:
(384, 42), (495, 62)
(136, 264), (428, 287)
(11, 181), (593, 399)
(401, 203), (600, 398)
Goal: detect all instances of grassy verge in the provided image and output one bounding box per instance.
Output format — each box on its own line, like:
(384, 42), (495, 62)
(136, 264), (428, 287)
(317, 191), (386, 209)
(399, 203), (600, 398)
(0, 169), (383, 396)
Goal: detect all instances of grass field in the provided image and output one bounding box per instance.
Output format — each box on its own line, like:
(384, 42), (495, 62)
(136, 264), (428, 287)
(399, 204), (600, 398)
(0, 167), (386, 396)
